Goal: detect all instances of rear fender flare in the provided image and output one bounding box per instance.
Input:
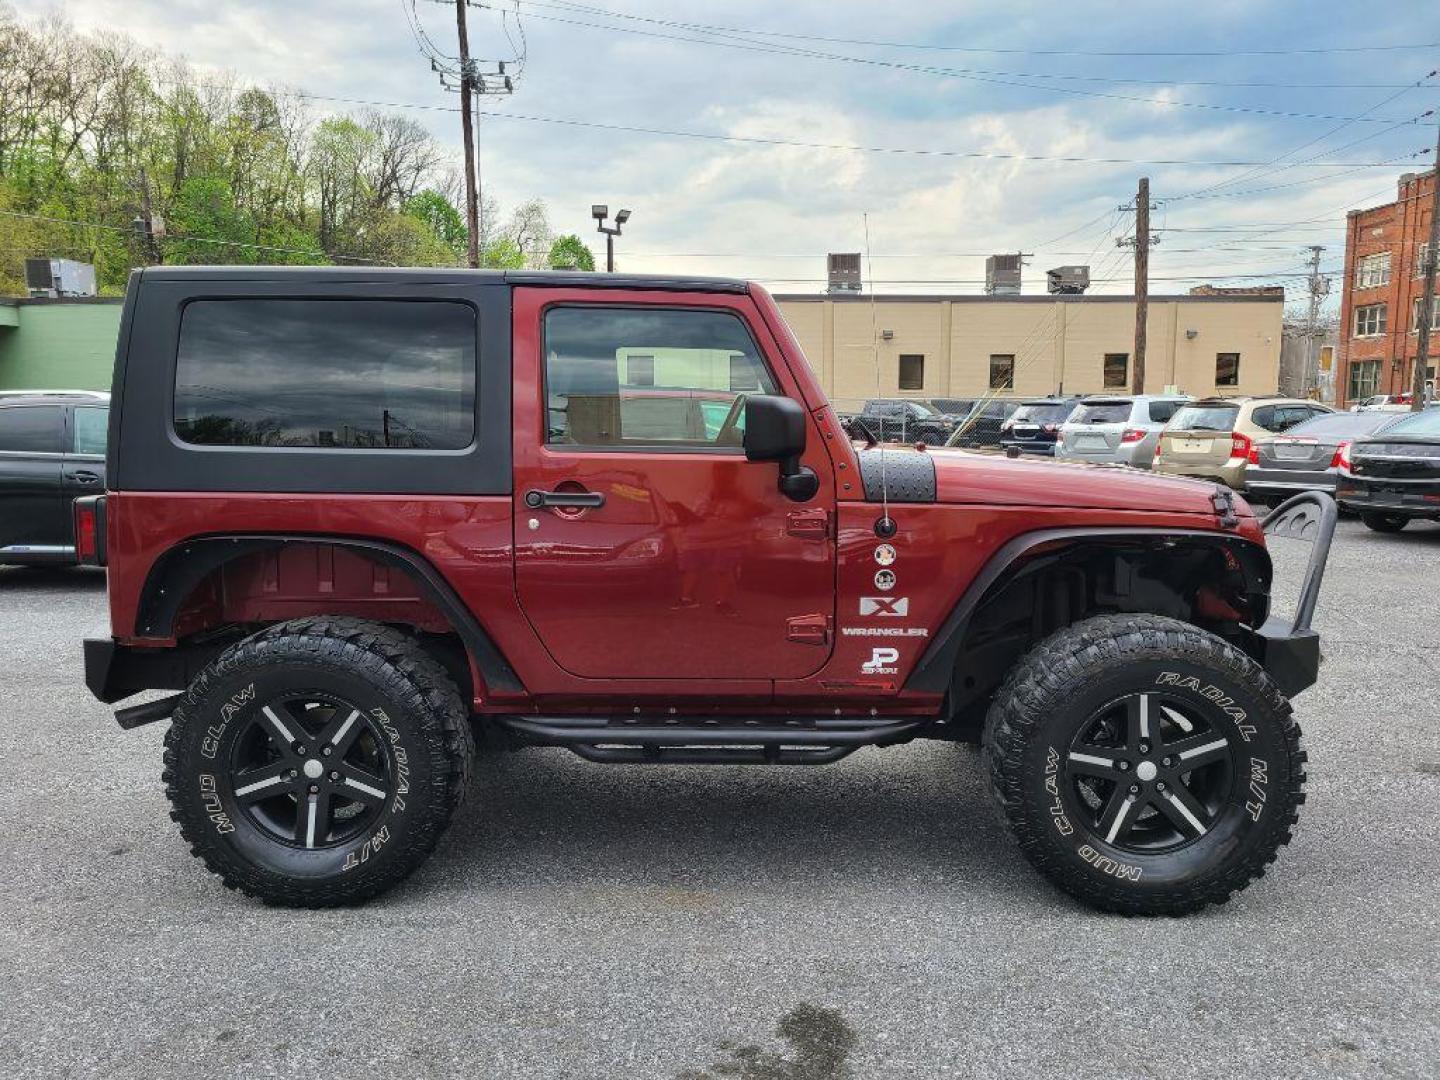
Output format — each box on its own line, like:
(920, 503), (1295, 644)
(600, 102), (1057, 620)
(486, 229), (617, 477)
(904, 527), (1272, 693)
(135, 533), (523, 695)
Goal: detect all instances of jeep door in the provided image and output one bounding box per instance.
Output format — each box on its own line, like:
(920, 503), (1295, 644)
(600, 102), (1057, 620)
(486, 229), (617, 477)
(0, 403), (66, 559)
(511, 288), (837, 680)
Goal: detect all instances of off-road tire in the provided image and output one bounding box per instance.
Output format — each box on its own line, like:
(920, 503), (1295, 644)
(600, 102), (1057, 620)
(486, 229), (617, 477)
(163, 616), (474, 907)
(982, 614), (1305, 916)
(1360, 512), (1408, 533)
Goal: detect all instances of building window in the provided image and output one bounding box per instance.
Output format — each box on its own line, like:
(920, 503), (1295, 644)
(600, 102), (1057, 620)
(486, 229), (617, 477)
(1215, 352), (1241, 386)
(1354, 303), (1387, 338)
(624, 354), (655, 387)
(1348, 359), (1382, 401)
(173, 299), (476, 449)
(1355, 252), (1391, 289)
(1103, 352), (1129, 389)
(898, 354), (925, 390)
(989, 354), (1015, 391)
(1415, 243), (1431, 277)
(1412, 297), (1439, 333)
(729, 353), (761, 391)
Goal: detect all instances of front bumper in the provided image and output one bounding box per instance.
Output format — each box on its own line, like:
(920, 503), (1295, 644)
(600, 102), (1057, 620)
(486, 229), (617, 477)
(1250, 492), (1338, 697)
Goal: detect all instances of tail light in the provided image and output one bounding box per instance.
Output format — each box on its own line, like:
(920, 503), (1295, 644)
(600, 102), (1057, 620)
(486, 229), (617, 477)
(1153, 440), (1164, 461)
(1331, 441), (1352, 471)
(73, 495), (106, 566)
(1230, 431), (1252, 461)
(1120, 428), (1145, 444)
(1246, 442), (1260, 465)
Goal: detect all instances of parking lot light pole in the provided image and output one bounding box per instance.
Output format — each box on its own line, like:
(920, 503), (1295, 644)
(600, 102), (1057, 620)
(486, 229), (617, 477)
(593, 205), (631, 272)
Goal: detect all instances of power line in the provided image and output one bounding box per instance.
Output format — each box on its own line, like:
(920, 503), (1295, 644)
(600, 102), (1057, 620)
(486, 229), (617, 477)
(292, 91), (1430, 168)
(495, 4), (1431, 125)
(511, 1), (1440, 59)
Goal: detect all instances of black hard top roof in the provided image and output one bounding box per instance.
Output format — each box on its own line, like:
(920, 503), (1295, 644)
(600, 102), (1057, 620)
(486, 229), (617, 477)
(137, 265), (751, 294)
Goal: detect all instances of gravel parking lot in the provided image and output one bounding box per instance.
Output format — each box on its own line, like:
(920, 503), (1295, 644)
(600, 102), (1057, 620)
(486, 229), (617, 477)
(1, 518), (1437, 1079)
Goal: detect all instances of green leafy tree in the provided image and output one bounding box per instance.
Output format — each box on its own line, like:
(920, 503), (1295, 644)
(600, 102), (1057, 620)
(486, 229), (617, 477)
(481, 236), (524, 269)
(548, 234), (595, 271)
(403, 190), (467, 260)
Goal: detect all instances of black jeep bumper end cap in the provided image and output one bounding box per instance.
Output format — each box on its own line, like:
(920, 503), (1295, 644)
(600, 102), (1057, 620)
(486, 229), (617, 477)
(84, 637), (119, 703)
(1255, 617), (1321, 698)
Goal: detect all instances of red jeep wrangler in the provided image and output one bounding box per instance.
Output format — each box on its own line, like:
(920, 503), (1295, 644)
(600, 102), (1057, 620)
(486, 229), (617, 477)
(81, 267), (1333, 914)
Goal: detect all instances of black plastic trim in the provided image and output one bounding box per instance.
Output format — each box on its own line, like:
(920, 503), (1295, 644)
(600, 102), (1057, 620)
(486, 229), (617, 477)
(134, 534), (524, 695)
(855, 449), (938, 502)
(905, 526), (1273, 693)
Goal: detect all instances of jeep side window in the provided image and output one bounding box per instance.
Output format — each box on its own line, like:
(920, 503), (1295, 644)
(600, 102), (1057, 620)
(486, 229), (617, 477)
(173, 299), (476, 450)
(544, 306), (779, 448)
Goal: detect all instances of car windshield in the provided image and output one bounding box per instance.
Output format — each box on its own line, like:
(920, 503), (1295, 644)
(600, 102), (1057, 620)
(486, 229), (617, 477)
(1377, 408), (1440, 437)
(1279, 412), (1400, 438)
(1012, 402), (1075, 423)
(1070, 401), (1131, 424)
(1170, 404), (1239, 432)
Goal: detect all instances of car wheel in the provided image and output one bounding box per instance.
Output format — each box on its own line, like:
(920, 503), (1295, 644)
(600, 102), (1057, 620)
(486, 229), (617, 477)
(1360, 512), (1408, 533)
(163, 616), (474, 907)
(982, 614), (1305, 916)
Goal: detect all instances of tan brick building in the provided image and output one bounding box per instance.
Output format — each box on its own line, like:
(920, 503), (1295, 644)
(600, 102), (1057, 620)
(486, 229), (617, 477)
(773, 292), (1283, 413)
(1337, 168), (1437, 407)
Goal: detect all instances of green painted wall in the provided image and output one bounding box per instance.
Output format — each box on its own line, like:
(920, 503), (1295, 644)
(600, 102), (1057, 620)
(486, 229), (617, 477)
(0, 300), (124, 391)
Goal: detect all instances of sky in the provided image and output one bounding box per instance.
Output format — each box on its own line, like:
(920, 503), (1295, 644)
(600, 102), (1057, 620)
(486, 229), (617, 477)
(22, 0), (1440, 313)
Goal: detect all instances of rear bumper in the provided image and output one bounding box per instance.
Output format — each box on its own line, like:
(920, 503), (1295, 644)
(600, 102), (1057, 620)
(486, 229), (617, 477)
(85, 636), (221, 708)
(1336, 477), (1440, 516)
(1055, 444), (1152, 468)
(1153, 458), (1247, 489)
(1244, 466), (1338, 494)
(1000, 439), (1056, 456)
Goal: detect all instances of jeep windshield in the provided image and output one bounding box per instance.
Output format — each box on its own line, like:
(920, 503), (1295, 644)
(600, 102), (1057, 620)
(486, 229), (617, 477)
(1170, 404), (1239, 432)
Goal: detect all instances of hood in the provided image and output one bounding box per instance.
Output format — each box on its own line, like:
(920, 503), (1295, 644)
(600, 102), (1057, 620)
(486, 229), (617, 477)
(925, 446), (1243, 516)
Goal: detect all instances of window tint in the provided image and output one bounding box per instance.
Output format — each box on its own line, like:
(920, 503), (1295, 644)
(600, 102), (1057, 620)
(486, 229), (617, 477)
(1251, 405), (1280, 431)
(1071, 402), (1131, 424)
(72, 406), (108, 455)
(1170, 405), (1238, 432)
(1148, 399), (1184, 424)
(0, 406), (63, 453)
(544, 306), (777, 447)
(174, 300), (476, 449)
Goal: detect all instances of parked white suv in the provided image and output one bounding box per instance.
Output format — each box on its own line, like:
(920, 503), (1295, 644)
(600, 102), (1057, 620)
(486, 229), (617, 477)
(1054, 394), (1191, 469)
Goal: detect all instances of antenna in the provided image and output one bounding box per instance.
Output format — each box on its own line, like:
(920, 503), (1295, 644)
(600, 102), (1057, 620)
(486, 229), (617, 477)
(864, 213), (890, 527)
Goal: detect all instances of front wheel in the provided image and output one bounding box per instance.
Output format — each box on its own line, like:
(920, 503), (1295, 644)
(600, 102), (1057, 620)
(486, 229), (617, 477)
(163, 617), (474, 906)
(982, 614), (1305, 916)
(1360, 512), (1409, 533)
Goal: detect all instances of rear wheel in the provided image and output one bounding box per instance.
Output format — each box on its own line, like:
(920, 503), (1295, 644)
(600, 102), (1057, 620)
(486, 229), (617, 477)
(982, 614), (1305, 916)
(163, 617), (473, 906)
(1360, 512), (1409, 533)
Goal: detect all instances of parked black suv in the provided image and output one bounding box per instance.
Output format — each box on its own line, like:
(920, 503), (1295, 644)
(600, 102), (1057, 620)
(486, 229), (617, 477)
(945, 397), (1021, 450)
(0, 392), (110, 565)
(845, 398), (956, 443)
(999, 397), (1082, 456)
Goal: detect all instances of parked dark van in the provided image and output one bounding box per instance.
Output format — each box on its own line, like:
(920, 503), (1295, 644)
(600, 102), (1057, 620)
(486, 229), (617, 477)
(0, 392), (110, 565)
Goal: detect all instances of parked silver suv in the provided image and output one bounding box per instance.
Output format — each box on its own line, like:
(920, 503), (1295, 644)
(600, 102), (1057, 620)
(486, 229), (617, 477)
(1054, 394), (1190, 469)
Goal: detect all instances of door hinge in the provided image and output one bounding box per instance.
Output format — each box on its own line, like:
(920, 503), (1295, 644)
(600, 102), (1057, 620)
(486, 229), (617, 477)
(786, 613), (832, 645)
(786, 508), (831, 541)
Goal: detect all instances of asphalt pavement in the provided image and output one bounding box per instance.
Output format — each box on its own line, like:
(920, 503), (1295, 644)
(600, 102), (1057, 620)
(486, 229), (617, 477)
(1, 518), (1437, 1079)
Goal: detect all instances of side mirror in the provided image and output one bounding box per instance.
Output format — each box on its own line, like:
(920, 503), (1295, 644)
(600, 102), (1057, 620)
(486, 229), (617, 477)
(743, 395), (819, 502)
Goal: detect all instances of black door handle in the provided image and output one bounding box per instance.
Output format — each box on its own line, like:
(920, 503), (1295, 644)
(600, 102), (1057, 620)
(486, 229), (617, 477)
(69, 470), (101, 484)
(524, 489), (605, 509)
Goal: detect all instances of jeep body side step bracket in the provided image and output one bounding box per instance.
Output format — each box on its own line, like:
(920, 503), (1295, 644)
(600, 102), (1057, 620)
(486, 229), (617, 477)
(493, 715), (926, 766)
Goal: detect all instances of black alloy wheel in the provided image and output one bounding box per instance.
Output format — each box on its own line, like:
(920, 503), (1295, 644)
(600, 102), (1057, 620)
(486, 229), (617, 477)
(227, 691), (394, 851)
(1063, 692), (1232, 853)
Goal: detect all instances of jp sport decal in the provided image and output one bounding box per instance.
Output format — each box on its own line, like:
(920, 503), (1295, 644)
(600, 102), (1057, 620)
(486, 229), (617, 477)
(874, 569), (896, 591)
(861, 647), (900, 675)
(873, 544), (897, 566)
(859, 596), (909, 616)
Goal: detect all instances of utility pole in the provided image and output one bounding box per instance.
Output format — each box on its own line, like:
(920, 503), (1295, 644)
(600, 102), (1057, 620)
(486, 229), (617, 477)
(1303, 245), (1330, 400)
(454, 0), (480, 268)
(132, 167), (163, 265)
(1118, 179), (1157, 394)
(1413, 127), (1440, 411)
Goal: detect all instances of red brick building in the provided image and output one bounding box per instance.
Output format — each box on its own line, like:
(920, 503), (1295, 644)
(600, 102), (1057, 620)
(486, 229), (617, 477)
(1337, 168), (1437, 407)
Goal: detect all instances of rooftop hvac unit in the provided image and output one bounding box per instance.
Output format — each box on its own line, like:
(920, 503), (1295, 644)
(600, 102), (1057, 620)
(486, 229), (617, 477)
(1046, 265), (1090, 294)
(25, 258), (97, 298)
(985, 254), (1022, 296)
(827, 252), (862, 293)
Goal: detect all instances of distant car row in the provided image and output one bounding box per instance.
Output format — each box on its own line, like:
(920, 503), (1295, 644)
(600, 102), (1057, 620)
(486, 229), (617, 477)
(844, 391), (1440, 533)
